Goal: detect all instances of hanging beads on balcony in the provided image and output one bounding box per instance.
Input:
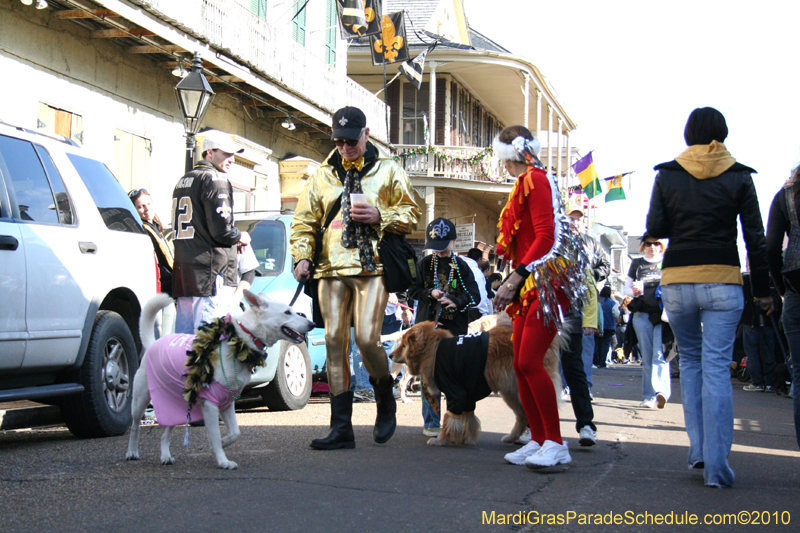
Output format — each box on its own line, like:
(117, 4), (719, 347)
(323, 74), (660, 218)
(393, 146), (505, 183)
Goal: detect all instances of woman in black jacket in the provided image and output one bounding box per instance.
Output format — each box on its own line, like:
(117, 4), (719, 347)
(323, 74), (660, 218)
(129, 188), (175, 337)
(765, 166), (800, 449)
(646, 107), (773, 488)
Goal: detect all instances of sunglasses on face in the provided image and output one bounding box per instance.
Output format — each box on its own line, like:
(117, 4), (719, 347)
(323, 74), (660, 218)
(333, 138), (360, 148)
(128, 188), (148, 199)
(644, 242), (660, 247)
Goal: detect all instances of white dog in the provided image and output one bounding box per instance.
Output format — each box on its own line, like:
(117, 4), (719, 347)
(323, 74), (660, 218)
(125, 290), (314, 469)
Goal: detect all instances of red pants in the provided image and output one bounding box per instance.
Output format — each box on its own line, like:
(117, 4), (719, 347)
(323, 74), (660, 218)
(513, 302), (563, 445)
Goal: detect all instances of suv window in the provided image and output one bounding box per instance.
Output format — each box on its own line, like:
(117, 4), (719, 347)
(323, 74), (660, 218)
(35, 145), (75, 225)
(67, 153), (144, 234)
(235, 220), (286, 276)
(0, 134), (59, 224)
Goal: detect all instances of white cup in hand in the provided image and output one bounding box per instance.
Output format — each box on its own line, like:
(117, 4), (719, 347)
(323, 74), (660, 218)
(350, 193), (367, 206)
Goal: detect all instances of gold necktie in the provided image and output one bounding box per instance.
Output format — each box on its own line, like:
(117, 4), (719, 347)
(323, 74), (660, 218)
(341, 157), (364, 172)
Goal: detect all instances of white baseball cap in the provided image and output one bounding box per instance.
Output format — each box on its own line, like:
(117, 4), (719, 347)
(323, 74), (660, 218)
(202, 131), (243, 154)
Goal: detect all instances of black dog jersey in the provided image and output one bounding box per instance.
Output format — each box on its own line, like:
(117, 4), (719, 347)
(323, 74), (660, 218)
(434, 332), (492, 415)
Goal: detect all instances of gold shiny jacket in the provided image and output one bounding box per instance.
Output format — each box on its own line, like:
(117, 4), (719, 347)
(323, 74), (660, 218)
(290, 145), (420, 279)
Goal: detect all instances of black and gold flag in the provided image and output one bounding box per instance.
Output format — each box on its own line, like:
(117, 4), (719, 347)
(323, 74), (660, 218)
(370, 11), (409, 65)
(399, 49), (427, 90)
(363, 0), (382, 36)
(337, 0), (367, 39)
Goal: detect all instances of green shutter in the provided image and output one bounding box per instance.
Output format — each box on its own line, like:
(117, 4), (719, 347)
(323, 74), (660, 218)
(324, 0), (337, 65)
(250, 0), (267, 19)
(292, 1), (306, 46)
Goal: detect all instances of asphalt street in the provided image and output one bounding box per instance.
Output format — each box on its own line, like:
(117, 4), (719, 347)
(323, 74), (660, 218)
(0, 364), (797, 533)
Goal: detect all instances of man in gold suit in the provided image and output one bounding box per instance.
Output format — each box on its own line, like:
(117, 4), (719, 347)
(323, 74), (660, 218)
(291, 106), (420, 449)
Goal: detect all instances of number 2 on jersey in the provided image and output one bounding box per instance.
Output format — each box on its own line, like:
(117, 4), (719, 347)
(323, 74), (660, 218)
(172, 196), (195, 239)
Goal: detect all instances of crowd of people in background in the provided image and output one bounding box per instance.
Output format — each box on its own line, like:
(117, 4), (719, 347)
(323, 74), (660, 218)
(130, 105), (799, 491)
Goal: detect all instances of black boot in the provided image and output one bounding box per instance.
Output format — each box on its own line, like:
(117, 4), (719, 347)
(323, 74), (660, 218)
(310, 391), (355, 450)
(370, 376), (396, 444)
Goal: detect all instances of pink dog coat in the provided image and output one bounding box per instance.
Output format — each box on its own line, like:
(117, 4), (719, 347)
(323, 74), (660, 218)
(146, 334), (235, 426)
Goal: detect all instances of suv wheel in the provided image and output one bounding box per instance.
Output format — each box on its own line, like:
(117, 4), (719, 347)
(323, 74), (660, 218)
(60, 311), (137, 438)
(261, 340), (311, 411)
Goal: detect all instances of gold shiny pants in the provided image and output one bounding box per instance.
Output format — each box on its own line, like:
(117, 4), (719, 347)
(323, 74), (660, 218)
(318, 276), (390, 396)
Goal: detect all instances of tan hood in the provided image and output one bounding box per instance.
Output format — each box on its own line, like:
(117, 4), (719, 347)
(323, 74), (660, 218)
(675, 140), (736, 179)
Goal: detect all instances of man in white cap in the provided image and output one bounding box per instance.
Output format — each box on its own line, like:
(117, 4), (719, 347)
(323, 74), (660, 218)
(172, 131), (251, 333)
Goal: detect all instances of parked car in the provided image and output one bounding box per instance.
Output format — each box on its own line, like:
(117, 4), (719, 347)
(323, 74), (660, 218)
(234, 214), (326, 410)
(0, 122), (158, 438)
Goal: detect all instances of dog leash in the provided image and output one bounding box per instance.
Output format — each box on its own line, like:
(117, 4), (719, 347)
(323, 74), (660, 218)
(289, 277), (306, 307)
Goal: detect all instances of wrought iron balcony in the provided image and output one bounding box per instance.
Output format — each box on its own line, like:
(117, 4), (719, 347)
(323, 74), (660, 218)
(393, 144), (505, 183)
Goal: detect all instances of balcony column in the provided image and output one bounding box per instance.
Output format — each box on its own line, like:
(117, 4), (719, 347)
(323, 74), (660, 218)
(427, 62), (438, 178)
(546, 106), (552, 175)
(535, 88), (542, 138)
(557, 117), (562, 189)
(425, 186), (436, 227)
(523, 71), (530, 129)
(566, 133), (572, 187)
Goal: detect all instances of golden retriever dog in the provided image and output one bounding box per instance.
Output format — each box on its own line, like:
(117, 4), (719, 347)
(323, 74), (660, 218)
(390, 314), (563, 446)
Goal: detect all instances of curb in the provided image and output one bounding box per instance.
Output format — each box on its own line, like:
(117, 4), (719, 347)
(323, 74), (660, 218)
(0, 405), (63, 431)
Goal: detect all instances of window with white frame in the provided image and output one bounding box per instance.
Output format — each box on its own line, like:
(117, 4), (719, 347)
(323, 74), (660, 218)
(113, 129), (152, 193)
(401, 81), (430, 145)
(37, 103), (83, 145)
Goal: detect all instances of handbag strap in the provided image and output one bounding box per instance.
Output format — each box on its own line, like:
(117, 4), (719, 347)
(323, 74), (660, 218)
(784, 182), (799, 228)
(290, 194), (342, 307)
(322, 193), (343, 233)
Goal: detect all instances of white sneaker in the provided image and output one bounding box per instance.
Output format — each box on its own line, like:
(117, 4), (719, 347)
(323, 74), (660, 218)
(638, 399), (656, 409)
(514, 427), (532, 445)
(422, 427), (441, 437)
(578, 426), (596, 446)
(525, 440), (572, 468)
(504, 440), (541, 465)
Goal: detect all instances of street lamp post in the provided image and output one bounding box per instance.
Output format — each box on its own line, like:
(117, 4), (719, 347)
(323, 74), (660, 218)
(174, 52), (215, 173)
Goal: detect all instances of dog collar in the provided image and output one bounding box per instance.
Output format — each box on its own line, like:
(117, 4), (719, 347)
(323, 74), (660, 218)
(238, 321), (266, 351)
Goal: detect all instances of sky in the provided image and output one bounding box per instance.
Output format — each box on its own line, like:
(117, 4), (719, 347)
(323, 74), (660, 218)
(462, 0), (800, 236)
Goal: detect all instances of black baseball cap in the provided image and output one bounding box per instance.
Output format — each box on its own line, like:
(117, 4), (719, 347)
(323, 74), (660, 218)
(425, 217), (457, 251)
(331, 106), (367, 140)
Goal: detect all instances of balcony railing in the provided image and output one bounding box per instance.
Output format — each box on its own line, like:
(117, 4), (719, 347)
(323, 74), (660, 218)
(131, 0), (388, 142)
(393, 145), (505, 183)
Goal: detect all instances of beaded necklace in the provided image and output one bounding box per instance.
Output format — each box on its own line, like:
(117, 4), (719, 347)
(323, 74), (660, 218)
(431, 253), (475, 306)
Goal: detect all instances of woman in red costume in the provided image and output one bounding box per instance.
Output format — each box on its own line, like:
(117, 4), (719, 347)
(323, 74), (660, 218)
(493, 125), (579, 469)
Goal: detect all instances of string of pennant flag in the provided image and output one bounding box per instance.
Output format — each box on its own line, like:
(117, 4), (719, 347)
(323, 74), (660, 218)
(571, 151), (632, 203)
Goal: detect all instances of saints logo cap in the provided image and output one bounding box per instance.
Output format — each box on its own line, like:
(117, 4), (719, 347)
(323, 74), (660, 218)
(331, 106), (367, 140)
(425, 217), (457, 251)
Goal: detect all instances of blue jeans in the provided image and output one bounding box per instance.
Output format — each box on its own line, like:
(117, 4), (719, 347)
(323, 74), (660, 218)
(780, 291), (800, 450)
(599, 330), (616, 365)
(175, 275), (237, 334)
(581, 333), (595, 388)
(632, 313), (670, 402)
(742, 324), (776, 387)
(661, 283), (744, 487)
(348, 328), (371, 392)
(422, 389), (441, 428)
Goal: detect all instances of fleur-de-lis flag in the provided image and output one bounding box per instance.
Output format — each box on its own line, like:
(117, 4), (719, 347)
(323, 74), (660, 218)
(336, 0), (367, 38)
(399, 48), (428, 90)
(370, 11), (409, 65)
(364, 0), (382, 36)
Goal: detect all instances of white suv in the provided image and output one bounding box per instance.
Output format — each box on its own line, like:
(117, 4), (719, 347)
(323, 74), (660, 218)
(0, 122), (157, 438)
